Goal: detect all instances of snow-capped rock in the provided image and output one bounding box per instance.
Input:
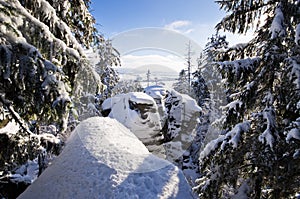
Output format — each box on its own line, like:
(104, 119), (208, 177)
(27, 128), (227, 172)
(163, 90), (201, 164)
(101, 92), (165, 158)
(18, 117), (194, 199)
(144, 85), (167, 126)
(144, 85), (167, 105)
(101, 89), (201, 166)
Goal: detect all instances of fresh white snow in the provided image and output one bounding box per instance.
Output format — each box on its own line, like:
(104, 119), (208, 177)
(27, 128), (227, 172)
(0, 120), (19, 135)
(270, 5), (286, 39)
(130, 92), (156, 105)
(144, 85), (167, 102)
(18, 117), (194, 199)
(9, 159), (39, 184)
(101, 92), (161, 134)
(101, 92), (164, 158)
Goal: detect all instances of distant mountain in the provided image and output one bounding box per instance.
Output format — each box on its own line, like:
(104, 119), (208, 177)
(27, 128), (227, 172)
(133, 64), (178, 75)
(117, 64), (179, 75)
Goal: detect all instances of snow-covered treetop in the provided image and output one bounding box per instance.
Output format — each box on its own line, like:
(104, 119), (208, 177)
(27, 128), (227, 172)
(196, 1), (300, 198)
(215, 0), (274, 34)
(0, 0), (111, 132)
(1, 0), (82, 60)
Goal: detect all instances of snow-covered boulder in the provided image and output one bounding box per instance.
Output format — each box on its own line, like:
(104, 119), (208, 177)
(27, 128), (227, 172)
(18, 117), (194, 199)
(101, 92), (164, 158)
(163, 90), (201, 164)
(144, 86), (167, 104)
(144, 85), (167, 125)
(101, 89), (201, 167)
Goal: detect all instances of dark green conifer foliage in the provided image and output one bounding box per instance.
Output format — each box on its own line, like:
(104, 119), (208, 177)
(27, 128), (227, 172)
(195, 1), (300, 198)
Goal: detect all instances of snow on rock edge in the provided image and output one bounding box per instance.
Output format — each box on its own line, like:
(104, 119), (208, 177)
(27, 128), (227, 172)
(18, 117), (193, 199)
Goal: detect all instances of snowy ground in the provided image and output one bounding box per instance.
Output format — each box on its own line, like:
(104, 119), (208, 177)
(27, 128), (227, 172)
(18, 117), (194, 199)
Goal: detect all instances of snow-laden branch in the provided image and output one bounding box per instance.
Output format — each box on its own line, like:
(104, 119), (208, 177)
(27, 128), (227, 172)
(286, 58), (300, 90)
(30, 0), (86, 54)
(258, 106), (278, 149)
(0, 94), (32, 135)
(0, 0), (85, 59)
(199, 121), (250, 163)
(223, 121), (250, 149)
(285, 117), (300, 143)
(199, 136), (225, 162)
(270, 5), (286, 39)
(218, 57), (260, 81)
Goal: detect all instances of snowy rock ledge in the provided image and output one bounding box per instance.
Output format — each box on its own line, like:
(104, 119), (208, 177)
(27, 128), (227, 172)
(101, 92), (165, 158)
(18, 117), (194, 199)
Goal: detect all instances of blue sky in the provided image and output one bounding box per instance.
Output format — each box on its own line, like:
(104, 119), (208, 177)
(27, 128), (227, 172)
(89, 1), (253, 75)
(90, 1), (225, 47)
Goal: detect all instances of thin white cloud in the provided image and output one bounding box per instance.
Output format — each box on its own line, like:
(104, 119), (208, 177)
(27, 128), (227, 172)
(184, 29), (194, 34)
(164, 20), (190, 29)
(164, 20), (194, 34)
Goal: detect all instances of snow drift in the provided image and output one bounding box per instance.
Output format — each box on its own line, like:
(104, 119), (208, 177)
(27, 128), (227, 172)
(18, 117), (193, 199)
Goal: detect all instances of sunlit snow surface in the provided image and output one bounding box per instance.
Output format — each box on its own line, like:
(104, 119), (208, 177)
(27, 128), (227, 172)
(102, 92), (165, 158)
(18, 117), (193, 199)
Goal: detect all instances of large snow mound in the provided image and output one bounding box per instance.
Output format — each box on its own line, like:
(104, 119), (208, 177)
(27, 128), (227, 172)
(18, 117), (193, 199)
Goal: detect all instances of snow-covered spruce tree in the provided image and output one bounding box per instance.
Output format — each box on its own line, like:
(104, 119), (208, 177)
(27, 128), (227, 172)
(188, 36), (228, 168)
(186, 57), (210, 172)
(0, 0), (105, 197)
(95, 39), (120, 100)
(0, 0), (101, 131)
(173, 69), (190, 95)
(73, 40), (120, 120)
(197, 34), (229, 146)
(191, 70), (210, 107)
(195, 1), (300, 198)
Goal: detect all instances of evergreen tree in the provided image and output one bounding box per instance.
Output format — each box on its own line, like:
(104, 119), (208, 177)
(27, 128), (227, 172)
(191, 70), (210, 107)
(0, 0), (101, 131)
(0, 0), (113, 197)
(189, 35), (228, 166)
(203, 34), (228, 114)
(173, 69), (190, 95)
(96, 40), (120, 99)
(197, 34), (229, 145)
(195, 1), (300, 198)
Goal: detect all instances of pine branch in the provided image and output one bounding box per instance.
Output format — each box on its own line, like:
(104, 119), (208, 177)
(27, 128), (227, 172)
(0, 94), (32, 135)
(215, 0), (277, 33)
